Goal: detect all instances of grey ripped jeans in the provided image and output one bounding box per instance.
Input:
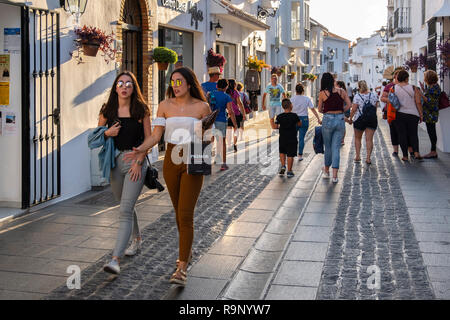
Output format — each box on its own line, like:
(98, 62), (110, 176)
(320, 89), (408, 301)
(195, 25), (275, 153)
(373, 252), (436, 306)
(110, 151), (147, 258)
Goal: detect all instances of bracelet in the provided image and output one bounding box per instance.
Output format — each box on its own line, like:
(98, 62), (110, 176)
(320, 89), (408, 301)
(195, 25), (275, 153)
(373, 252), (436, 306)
(135, 159), (143, 166)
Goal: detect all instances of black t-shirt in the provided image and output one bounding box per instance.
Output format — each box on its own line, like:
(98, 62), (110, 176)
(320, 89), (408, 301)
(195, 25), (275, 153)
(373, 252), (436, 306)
(107, 117), (144, 151)
(276, 112), (300, 142)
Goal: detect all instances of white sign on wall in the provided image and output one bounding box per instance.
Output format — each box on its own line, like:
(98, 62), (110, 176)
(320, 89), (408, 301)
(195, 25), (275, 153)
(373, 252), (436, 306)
(3, 28), (21, 54)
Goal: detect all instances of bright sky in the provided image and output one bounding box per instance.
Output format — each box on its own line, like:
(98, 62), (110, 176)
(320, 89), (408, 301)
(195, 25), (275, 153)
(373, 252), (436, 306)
(309, 0), (388, 42)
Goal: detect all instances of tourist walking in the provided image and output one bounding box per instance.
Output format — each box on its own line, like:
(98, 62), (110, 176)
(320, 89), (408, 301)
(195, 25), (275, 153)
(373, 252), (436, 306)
(263, 74), (287, 134)
(318, 72), (352, 183)
(349, 80), (379, 165)
(347, 82), (354, 102)
(236, 82), (250, 139)
(207, 78), (238, 170)
(201, 66), (221, 96)
(393, 70), (423, 161)
(290, 83), (321, 161)
(418, 70), (441, 159)
(226, 79), (246, 152)
(271, 99), (302, 178)
(380, 67), (405, 157)
(124, 67), (211, 286)
(96, 71), (151, 275)
(336, 81), (351, 145)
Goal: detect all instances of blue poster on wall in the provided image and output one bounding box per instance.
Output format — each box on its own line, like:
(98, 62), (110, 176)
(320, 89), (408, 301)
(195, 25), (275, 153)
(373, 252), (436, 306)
(4, 28), (21, 54)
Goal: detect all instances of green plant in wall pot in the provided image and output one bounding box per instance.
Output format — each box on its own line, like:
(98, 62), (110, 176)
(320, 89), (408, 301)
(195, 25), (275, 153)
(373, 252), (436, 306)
(153, 47), (178, 71)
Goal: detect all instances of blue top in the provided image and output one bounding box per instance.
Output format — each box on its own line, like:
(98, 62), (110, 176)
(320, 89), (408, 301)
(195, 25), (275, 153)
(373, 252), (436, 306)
(202, 81), (217, 95)
(265, 84), (285, 107)
(88, 126), (120, 182)
(209, 90), (232, 123)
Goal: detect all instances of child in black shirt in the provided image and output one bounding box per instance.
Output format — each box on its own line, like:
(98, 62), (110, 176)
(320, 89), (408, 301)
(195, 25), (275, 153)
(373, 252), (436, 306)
(271, 99), (302, 178)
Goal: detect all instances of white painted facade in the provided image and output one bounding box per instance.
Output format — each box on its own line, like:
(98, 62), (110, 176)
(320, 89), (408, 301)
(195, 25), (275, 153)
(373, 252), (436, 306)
(320, 32), (351, 84)
(387, 0), (450, 152)
(349, 33), (386, 91)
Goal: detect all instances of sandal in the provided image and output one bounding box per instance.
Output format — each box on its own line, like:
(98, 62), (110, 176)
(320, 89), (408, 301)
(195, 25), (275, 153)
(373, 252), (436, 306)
(176, 252), (193, 269)
(354, 158), (361, 163)
(366, 160), (372, 165)
(170, 268), (187, 286)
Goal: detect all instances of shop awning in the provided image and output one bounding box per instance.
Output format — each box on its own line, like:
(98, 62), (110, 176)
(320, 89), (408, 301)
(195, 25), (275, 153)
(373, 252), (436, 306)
(211, 0), (271, 31)
(428, 0), (450, 21)
(275, 46), (292, 66)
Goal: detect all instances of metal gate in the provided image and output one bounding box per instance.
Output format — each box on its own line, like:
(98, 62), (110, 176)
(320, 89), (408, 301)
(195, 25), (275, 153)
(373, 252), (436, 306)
(21, 7), (61, 208)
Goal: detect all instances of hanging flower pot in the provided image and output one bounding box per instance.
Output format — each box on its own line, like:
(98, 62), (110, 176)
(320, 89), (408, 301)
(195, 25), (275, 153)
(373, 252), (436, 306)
(410, 65), (418, 73)
(157, 62), (169, 71)
(81, 40), (100, 57)
(153, 47), (178, 71)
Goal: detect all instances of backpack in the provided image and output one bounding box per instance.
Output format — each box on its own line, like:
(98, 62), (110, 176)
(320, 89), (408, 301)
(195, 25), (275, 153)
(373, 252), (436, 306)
(387, 86), (397, 124)
(439, 91), (449, 110)
(207, 90), (217, 111)
(357, 93), (377, 122)
(313, 126), (324, 154)
(242, 92), (251, 114)
(388, 90), (401, 111)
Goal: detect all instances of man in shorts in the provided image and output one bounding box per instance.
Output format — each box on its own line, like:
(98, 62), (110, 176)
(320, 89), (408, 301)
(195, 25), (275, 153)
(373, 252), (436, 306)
(207, 79), (237, 171)
(263, 74), (286, 134)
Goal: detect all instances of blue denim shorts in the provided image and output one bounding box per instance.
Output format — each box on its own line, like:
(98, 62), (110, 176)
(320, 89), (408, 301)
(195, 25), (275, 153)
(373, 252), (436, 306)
(269, 105), (282, 119)
(213, 121), (227, 137)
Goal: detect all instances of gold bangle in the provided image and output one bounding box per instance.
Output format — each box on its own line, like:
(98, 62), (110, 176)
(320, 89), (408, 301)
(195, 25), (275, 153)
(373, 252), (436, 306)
(135, 160), (143, 166)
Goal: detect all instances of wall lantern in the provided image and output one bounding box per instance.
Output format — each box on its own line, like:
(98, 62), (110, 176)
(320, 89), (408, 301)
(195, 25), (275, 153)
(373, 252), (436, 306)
(379, 26), (388, 42)
(257, 0), (280, 19)
(257, 36), (263, 47)
(210, 20), (223, 38)
(60, 0), (88, 24)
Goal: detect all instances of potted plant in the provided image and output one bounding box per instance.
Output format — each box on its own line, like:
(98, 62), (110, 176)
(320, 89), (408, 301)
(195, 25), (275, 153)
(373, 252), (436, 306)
(206, 49), (226, 73)
(74, 25), (116, 62)
(153, 46), (178, 71)
(247, 56), (270, 72)
(290, 71), (297, 77)
(437, 39), (450, 68)
(404, 56), (420, 73)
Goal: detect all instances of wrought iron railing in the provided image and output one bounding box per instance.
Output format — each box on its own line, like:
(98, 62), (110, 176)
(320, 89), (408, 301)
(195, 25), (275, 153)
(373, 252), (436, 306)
(393, 8), (411, 35)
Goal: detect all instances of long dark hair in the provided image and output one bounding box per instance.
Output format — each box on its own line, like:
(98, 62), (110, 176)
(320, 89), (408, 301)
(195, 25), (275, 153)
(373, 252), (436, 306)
(226, 79), (237, 95)
(100, 71), (149, 122)
(166, 67), (206, 102)
(320, 72), (335, 94)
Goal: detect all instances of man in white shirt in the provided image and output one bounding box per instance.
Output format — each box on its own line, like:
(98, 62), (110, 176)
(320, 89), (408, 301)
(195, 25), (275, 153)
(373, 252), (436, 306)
(347, 83), (354, 102)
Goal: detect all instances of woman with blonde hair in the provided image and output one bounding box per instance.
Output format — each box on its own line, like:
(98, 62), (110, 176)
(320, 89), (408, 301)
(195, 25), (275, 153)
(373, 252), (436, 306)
(418, 70), (441, 159)
(349, 80), (379, 164)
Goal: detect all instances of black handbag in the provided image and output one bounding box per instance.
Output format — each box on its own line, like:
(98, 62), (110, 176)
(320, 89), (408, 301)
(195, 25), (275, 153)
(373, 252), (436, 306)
(187, 142), (212, 175)
(144, 156), (164, 192)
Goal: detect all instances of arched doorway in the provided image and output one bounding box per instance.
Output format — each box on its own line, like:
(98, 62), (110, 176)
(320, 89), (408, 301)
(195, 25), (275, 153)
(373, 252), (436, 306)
(121, 0), (143, 87)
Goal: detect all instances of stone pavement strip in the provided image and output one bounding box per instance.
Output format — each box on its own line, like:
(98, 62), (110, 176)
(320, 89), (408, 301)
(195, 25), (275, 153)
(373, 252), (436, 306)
(262, 117), (442, 300)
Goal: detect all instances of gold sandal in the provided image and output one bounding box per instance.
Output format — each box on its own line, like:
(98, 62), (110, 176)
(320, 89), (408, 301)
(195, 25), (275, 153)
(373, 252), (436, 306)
(170, 268), (187, 286)
(176, 252), (193, 268)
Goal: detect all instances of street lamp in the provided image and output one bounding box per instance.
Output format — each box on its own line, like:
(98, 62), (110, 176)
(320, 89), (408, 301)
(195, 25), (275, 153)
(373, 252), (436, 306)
(257, 0), (281, 19)
(210, 20), (223, 38)
(60, 0), (88, 24)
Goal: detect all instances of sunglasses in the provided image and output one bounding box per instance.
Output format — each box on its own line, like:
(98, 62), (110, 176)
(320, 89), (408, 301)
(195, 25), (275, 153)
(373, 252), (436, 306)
(170, 79), (183, 87)
(116, 80), (133, 89)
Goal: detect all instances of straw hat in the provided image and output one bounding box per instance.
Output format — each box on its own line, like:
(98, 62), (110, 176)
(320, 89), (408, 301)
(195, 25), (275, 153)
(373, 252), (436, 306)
(208, 66), (222, 75)
(383, 65), (395, 80)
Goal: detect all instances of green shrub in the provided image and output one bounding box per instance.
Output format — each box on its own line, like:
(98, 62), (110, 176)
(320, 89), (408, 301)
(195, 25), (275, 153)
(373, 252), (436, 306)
(153, 47), (178, 64)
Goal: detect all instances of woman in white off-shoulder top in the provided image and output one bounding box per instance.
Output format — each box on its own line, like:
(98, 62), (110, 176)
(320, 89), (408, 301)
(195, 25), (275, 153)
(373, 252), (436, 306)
(124, 67), (211, 286)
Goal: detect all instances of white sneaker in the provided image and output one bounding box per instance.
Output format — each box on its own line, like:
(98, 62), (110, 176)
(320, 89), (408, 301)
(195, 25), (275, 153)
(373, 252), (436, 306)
(103, 259), (120, 274)
(332, 177), (339, 183)
(322, 169), (330, 179)
(125, 238), (142, 256)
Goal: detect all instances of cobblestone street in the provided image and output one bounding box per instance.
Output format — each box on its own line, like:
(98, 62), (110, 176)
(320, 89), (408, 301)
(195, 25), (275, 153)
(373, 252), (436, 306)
(317, 128), (435, 300)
